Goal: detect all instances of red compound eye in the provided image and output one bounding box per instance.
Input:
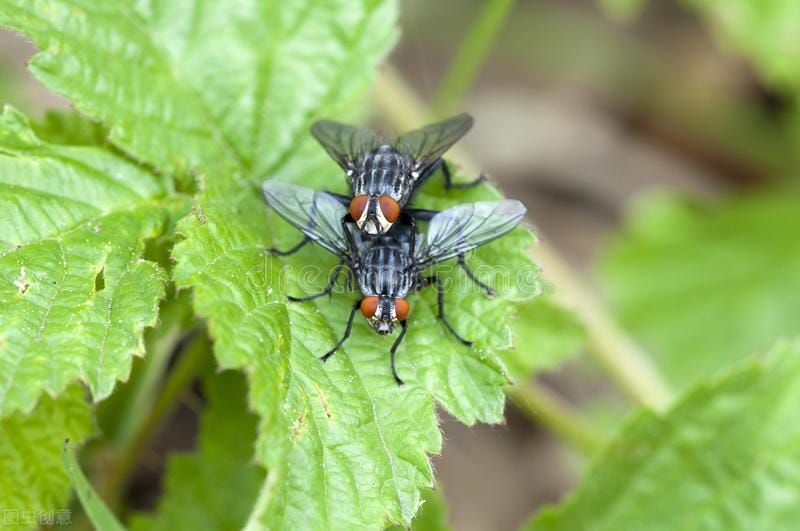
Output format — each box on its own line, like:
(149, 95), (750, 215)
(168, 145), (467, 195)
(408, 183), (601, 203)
(394, 298), (409, 321)
(378, 195), (400, 223)
(360, 296), (380, 318)
(349, 195), (369, 221)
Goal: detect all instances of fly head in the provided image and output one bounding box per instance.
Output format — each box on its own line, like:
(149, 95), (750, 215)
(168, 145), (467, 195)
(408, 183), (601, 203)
(349, 194), (400, 235)
(360, 295), (409, 334)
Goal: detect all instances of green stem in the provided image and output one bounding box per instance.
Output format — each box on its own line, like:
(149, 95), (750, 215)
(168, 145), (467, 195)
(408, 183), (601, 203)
(113, 321), (182, 448)
(533, 244), (673, 409)
(373, 67), (673, 409)
(112, 290), (192, 448)
(62, 441), (126, 531)
(431, 0), (517, 117)
(103, 330), (210, 511)
(506, 382), (603, 453)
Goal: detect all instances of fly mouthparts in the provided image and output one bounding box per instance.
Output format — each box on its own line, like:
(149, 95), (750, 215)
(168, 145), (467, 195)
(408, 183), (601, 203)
(362, 220), (382, 235)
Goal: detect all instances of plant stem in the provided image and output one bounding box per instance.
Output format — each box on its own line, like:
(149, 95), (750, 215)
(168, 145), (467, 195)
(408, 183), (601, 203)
(533, 244), (673, 408)
(102, 329), (210, 510)
(113, 321), (182, 448)
(372, 66), (673, 409)
(113, 292), (192, 447)
(431, 0), (517, 117)
(505, 382), (603, 453)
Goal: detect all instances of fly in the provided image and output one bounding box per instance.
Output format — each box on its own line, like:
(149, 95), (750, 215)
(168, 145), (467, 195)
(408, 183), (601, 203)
(310, 113), (484, 236)
(262, 181), (526, 384)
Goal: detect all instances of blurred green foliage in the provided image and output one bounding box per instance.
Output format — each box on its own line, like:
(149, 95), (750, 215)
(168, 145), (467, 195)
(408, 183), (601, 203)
(0, 387), (93, 518)
(131, 369), (264, 530)
(689, 0), (800, 92)
(548, 1), (800, 526)
(527, 339), (800, 530)
(599, 190), (800, 389)
(507, 296), (586, 381)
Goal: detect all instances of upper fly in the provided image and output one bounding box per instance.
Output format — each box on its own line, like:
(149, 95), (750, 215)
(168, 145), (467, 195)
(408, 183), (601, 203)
(311, 114), (486, 236)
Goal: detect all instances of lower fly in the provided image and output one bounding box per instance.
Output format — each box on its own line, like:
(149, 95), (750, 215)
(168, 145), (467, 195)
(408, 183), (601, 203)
(262, 181), (526, 384)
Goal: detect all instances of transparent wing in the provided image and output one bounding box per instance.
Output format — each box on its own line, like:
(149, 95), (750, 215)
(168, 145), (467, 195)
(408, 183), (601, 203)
(310, 120), (380, 171)
(262, 181), (349, 256)
(395, 113), (473, 172)
(417, 200), (527, 265)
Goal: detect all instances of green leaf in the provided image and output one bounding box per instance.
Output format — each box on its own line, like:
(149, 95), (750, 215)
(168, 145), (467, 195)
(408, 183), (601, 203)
(130, 369), (264, 531)
(0, 0), (399, 177)
(31, 110), (109, 147)
(527, 338), (800, 531)
(388, 487), (450, 531)
(0, 106), (171, 416)
(0, 385), (93, 528)
(62, 439), (125, 531)
(174, 161), (536, 528)
(686, 0), (800, 91)
(505, 295), (586, 381)
(598, 190), (800, 389)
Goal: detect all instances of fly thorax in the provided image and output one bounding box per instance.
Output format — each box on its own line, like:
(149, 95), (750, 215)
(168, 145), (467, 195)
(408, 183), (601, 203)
(355, 148), (411, 200)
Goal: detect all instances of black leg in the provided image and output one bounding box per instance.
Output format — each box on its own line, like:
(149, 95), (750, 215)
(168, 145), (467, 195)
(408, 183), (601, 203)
(343, 266), (355, 291)
(341, 214), (358, 256)
(287, 260), (346, 302)
(390, 320), (408, 385)
(458, 254), (495, 297)
(406, 207), (439, 222)
(264, 236), (310, 256)
(421, 275), (473, 347)
(321, 299), (361, 361)
(402, 212), (418, 263)
(441, 160), (486, 190)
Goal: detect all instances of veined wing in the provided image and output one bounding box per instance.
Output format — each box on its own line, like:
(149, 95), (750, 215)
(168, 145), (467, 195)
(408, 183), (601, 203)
(262, 181), (349, 256)
(417, 200), (527, 266)
(395, 113), (473, 174)
(310, 120), (380, 172)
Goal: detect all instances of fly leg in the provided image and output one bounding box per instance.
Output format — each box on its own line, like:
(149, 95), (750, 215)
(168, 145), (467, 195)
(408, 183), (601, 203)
(321, 299), (361, 361)
(287, 260), (347, 302)
(441, 160), (486, 190)
(264, 236), (310, 256)
(402, 212), (418, 262)
(406, 207), (438, 222)
(341, 214), (358, 256)
(458, 254), (495, 297)
(421, 275), (473, 347)
(390, 320), (409, 385)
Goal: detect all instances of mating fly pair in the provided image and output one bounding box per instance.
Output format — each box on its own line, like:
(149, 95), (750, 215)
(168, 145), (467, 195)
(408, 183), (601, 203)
(262, 115), (526, 384)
